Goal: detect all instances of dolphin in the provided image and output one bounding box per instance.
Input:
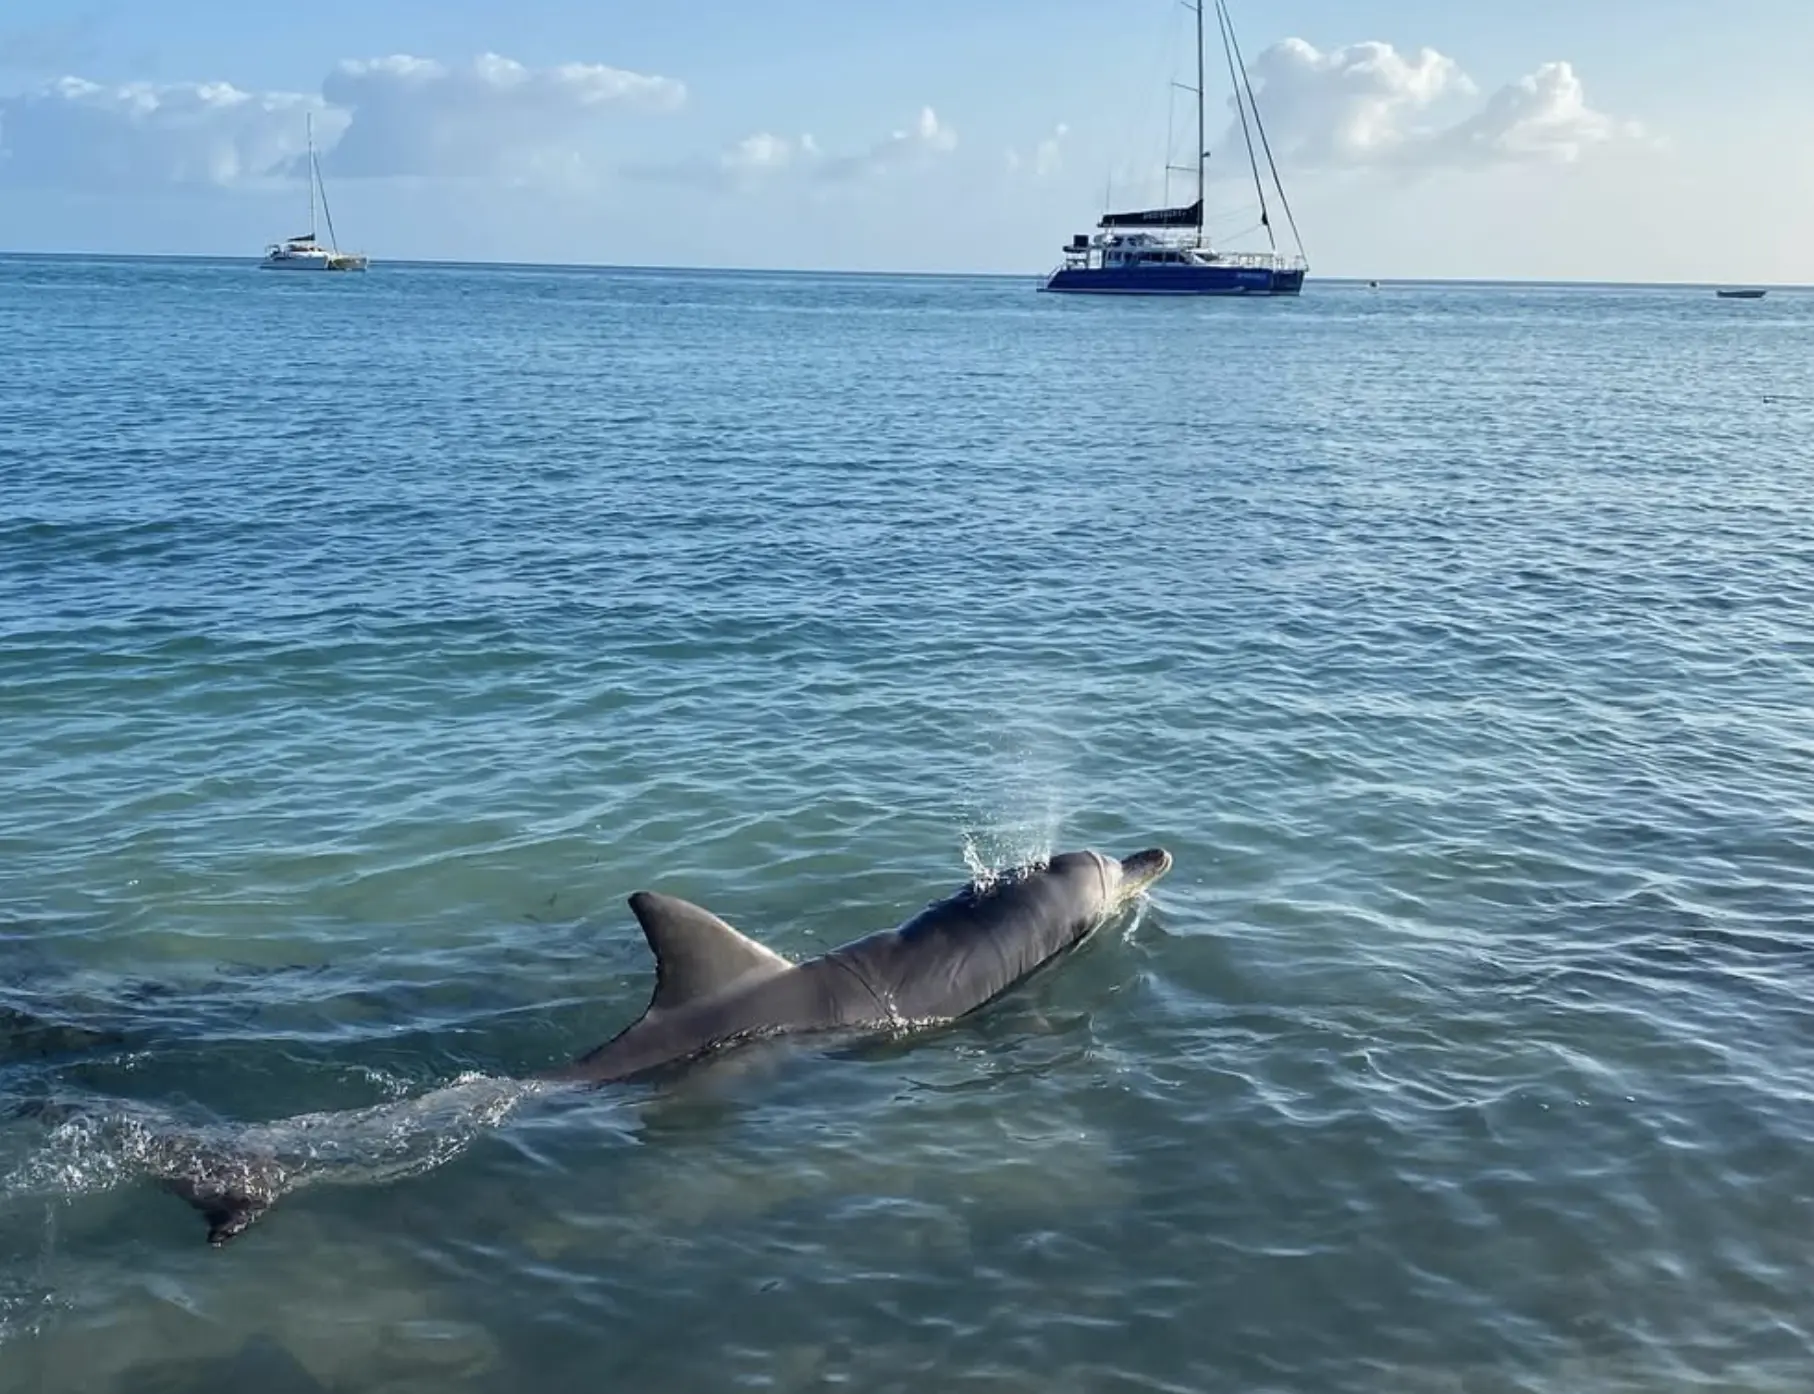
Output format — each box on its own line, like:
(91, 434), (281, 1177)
(536, 846), (1173, 1087)
(56, 847), (1170, 1246)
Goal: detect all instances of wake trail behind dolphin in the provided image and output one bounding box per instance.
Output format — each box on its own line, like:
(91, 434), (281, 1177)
(5, 1073), (556, 1245)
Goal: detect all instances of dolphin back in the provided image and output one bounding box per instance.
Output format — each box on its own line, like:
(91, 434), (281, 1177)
(827, 853), (1112, 1024)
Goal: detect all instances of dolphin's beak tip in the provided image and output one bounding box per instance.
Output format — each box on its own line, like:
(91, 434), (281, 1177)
(1118, 847), (1173, 885)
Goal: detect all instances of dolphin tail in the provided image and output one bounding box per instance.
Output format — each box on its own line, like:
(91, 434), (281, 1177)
(162, 1172), (275, 1247)
(157, 1151), (287, 1247)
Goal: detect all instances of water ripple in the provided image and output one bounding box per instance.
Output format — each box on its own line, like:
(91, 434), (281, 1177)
(1, 260), (1813, 1389)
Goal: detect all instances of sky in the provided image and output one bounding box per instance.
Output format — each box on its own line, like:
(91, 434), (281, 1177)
(1, 0), (1809, 283)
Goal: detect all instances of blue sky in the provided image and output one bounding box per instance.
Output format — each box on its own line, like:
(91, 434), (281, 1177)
(2, 1), (1809, 282)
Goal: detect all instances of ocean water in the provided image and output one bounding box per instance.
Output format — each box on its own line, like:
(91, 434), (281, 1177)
(1, 255), (1812, 1392)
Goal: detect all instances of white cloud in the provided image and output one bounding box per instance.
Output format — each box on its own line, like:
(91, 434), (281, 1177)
(0, 76), (327, 189)
(1434, 60), (1640, 165)
(0, 51), (686, 191)
(723, 130), (817, 175)
(814, 106), (957, 183)
(1231, 38), (1641, 173)
(320, 53), (685, 181)
(716, 130), (826, 183)
(635, 106), (957, 190)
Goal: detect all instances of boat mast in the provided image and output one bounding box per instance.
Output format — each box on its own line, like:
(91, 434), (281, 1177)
(1194, 0), (1206, 248)
(1216, 0), (1274, 253)
(1220, 0), (1308, 266)
(307, 113), (317, 241)
(313, 126), (343, 254)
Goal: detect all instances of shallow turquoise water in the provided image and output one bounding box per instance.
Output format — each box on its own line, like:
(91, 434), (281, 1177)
(1, 256), (1812, 1392)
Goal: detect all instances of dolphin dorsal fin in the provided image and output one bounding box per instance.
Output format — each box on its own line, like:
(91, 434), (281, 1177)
(627, 891), (792, 1013)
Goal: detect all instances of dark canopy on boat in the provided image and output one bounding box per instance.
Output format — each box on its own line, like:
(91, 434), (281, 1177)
(1098, 199), (1202, 229)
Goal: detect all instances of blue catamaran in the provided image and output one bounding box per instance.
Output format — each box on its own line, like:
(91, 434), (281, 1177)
(1041, 0), (1307, 297)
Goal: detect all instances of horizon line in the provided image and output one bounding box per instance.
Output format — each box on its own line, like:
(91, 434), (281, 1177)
(0, 248), (1804, 293)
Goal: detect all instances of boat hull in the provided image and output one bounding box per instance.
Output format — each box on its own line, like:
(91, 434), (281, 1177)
(1041, 263), (1304, 296)
(260, 257), (367, 272)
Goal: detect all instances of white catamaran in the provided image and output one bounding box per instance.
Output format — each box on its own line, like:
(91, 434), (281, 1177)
(261, 114), (369, 273)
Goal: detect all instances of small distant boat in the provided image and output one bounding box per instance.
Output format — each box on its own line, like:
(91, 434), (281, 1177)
(1716, 288), (1766, 299)
(261, 114), (368, 273)
(1040, 0), (1307, 297)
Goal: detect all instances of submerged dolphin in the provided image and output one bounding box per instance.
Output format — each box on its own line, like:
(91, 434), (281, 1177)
(131, 847), (1170, 1245)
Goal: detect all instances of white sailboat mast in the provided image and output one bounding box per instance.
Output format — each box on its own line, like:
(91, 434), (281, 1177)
(307, 113), (317, 241)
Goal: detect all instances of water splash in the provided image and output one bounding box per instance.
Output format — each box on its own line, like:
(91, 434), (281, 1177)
(956, 754), (1068, 887)
(959, 828), (1052, 888)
